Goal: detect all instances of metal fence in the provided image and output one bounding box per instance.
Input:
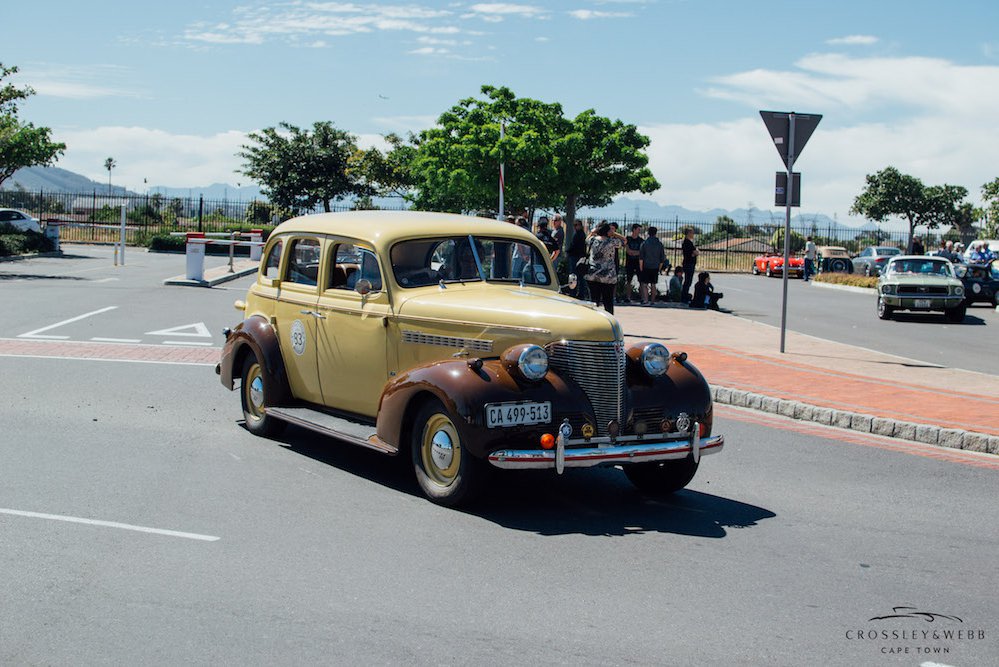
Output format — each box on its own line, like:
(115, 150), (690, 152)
(2, 188), (929, 272)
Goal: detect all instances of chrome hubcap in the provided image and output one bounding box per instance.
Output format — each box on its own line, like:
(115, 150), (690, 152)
(430, 430), (454, 470)
(249, 376), (264, 412)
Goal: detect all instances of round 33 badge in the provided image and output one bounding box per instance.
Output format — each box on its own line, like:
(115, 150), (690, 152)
(290, 319), (307, 356)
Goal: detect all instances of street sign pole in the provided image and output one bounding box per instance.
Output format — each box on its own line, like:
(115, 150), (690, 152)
(780, 114), (796, 353)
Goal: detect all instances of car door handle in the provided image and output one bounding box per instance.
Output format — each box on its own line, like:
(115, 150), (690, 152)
(299, 309), (327, 320)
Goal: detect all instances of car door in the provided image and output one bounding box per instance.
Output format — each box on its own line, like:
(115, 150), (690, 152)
(315, 241), (394, 417)
(273, 235), (325, 404)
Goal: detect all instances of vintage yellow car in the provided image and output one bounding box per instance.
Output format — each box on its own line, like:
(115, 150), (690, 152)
(217, 211), (724, 505)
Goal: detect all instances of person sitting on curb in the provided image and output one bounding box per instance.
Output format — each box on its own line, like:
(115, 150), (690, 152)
(668, 267), (684, 302)
(690, 271), (723, 310)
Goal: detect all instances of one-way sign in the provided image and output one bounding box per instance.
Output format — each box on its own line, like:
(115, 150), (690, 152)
(760, 111), (822, 168)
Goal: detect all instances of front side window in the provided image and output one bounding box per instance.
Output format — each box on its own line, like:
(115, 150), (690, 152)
(285, 238), (321, 286)
(329, 243), (382, 292)
(391, 235), (551, 288)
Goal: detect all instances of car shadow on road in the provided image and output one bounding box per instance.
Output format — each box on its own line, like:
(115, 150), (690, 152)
(266, 423), (775, 538)
(890, 313), (987, 326)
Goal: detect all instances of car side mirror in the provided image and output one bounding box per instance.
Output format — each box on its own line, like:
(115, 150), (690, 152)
(355, 278), (372, 296)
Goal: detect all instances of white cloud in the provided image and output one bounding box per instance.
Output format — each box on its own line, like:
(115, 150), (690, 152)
(183, 3), (461, 45)
(16, 64), (142, 100)
(371, 115), (437, 133)
(54, 127), (250, 191)
(826, 34), (879, 46)
(410, 46), (450, 55)
(464, 3), (548, 20)
(568, 9), (632, 20)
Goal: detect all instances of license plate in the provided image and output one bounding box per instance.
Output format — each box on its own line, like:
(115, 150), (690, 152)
(485, 401), (552, 428)
(914, 299), (932, 308)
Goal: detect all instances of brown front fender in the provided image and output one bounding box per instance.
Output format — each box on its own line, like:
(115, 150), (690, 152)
(219, 316), (292, 407)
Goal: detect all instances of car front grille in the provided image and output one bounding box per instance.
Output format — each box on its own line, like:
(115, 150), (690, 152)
(546, 339), (626, 436)
(897, 286), (948, 295)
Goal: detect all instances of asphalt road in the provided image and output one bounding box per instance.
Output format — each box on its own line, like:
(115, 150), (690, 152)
(2, 246), (996, 664)
(710, 273), (999, 375)
(2, 355), (995, 665)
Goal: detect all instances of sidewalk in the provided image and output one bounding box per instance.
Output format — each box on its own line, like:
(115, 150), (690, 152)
(613, 305), (999, 454)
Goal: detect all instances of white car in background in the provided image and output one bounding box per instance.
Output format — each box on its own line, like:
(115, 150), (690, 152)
(963, 239), (999, 262)
(0, 208), (41, 233)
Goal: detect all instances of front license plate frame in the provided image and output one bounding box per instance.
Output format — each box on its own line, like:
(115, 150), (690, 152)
(485, 401), (552, 428)
(914, 298), (932, 308)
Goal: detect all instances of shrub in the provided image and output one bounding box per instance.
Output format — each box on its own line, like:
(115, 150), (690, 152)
(814, 273), (877, 288)
(0, 224), (55, 256)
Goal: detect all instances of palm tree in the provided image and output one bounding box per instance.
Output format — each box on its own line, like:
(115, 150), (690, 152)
(104, 157), (116, 195)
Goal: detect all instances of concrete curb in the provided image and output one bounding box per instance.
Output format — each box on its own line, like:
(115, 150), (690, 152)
(809, 280), (877, 295)
(0, 251), (64, 262)
(710, 385), (999, 455)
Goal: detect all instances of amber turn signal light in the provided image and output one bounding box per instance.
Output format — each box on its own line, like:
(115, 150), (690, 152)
(699, 422), (708, 437)
(540, 434), (556, 450)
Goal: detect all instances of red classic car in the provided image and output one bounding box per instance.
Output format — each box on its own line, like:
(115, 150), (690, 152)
(752, 252), (805, 278)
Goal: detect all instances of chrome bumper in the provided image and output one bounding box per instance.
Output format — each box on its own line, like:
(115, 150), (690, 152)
(487, 431), (724, 472)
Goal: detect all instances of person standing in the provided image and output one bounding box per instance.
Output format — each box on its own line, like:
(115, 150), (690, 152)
(638, 226), (666, 305)
(624, 224), (643, 304)
(535, 217), (558, 256)
(803, 236), (817, 281)
(550, 214), (565, 265)
(584, 221), (623, 314)
(911, 236), (925, 255)
(681, 227), (699, 303)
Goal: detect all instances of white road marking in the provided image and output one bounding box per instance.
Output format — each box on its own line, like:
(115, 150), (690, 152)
(94, 278), (119, 283)
(0, 507), (219, 542)
(163, 340), (213, 346)
(146, 322), (211, 337)
(91, 337), (142, 343)
(18, 306), (118, 339)
(229, 453), (242, 461)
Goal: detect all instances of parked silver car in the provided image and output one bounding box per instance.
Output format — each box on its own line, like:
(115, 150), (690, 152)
(853, 245), (901, 276)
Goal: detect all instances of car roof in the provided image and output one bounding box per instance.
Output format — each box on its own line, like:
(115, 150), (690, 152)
(272, 210), (539, 250)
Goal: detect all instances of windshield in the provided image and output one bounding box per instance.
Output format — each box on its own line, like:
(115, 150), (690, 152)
(876, 247), (900, 256)
(391, 235), (552, 288)
(887, 259), (953, 277)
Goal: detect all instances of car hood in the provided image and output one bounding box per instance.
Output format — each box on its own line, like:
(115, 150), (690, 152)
(395, 284), (622, 344)
(880, 274), (961, 287)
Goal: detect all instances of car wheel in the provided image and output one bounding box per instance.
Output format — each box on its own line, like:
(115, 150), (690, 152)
(864, 264), (872, 277)
(411, 399), (484, 506)
(945, 305), (967, 323)
(765, 265), (773, 277)
(752, 264), (759, 275)
(877, 297), (894, 320)
(830, 258), (848, 272)
(240, 353), (286, 437)
(624, 457), (699, 496)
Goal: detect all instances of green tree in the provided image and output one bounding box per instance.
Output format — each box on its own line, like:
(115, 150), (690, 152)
(771, 228), (805, 253)
(103, 157), (116, 194)
(399, 85), (658, 220)
(0, 63), (66, 187)
(981, 178), (999, 238)
(701, 215), (742, 243)
(238, 121), (368, 213)
(850, 166), (967, 252)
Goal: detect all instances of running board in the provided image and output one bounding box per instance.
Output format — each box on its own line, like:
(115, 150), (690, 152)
(266, 407), (397, 455)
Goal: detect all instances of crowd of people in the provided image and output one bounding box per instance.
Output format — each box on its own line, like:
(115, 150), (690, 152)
(914, 236), (996, 263)
(507, 213), (723, 314)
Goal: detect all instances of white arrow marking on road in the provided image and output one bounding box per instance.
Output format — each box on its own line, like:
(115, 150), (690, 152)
(145, 322), (212, 337)
(18, 306), (118, 339)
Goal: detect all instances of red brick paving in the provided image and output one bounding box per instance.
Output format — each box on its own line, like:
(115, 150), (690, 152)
(0, 338), (220, 365)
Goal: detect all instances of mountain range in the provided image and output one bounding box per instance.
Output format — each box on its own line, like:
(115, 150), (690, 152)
(5, 165), (877, 234)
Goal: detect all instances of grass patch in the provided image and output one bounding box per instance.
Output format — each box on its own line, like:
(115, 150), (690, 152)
(814, 272), (877, 288)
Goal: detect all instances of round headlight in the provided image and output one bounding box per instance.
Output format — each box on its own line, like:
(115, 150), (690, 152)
(641, 342), (670, 377)
(882, 284), (894, 295)
(517, 345), (549, 381)
(954, 285), (964, 296)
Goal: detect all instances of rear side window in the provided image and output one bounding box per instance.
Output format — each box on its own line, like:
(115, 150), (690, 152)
(284, 238), (321, 286)
(263, 239), (283, 279)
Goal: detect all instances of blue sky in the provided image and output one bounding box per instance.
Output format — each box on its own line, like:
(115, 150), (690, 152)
(7, 0), (999, 224)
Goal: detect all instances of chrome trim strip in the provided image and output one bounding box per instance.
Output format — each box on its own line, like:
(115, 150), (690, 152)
(487, 435), (724, 469)
(389, 313), (551, 335)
